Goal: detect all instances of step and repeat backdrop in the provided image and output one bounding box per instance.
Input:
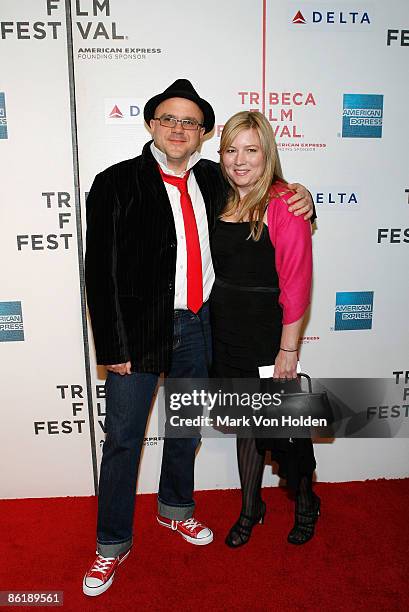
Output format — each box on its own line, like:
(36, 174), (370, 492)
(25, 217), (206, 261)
(1, 0), (408, 498)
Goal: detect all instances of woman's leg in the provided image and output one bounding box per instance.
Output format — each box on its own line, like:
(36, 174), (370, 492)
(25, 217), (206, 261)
(213, 360), (267, 547)
(225, 436), (266, 546)
(287, 473), (320, 545)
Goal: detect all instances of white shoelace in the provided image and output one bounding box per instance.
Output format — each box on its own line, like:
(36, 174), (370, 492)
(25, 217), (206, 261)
(181, 518), (201, 532)
(91, 555), (115, 575)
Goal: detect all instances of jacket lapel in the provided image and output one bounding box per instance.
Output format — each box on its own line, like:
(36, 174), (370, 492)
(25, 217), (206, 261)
(139, 141), (176, 237)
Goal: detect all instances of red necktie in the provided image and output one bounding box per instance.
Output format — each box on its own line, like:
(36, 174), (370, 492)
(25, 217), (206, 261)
(159, 166), (203, 313)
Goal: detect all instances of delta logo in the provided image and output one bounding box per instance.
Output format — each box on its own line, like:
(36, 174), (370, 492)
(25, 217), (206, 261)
(334, 292), (374, 331)
(104, 98), (143, 125)
(315, 190), (359, 207)
(293, 11), (306, 24)
(109, 104), (123, 118)
(342, 94), (383, 138)
(289, 5), (372, 30)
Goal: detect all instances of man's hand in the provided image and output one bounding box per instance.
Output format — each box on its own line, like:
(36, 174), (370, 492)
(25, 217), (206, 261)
(287, 183), (314, 220)
(106, 361), (132, 375)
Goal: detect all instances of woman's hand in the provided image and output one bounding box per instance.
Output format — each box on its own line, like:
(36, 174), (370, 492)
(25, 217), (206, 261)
(273, 349), (298, 379)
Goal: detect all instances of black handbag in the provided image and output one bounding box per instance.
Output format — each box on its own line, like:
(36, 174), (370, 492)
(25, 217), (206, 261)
(254, 373), (332, 449)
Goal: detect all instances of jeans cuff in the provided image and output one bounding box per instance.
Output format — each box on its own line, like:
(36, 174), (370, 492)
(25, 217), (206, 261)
(157, 499), (194, 520)
(97, 537), (132, 558)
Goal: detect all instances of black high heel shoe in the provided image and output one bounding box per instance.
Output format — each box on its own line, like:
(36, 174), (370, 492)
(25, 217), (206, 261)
(287, 492), (320, 545)
(225, 501), (266, 548)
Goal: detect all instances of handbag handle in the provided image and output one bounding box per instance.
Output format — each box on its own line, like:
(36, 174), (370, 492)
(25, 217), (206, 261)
(298, 372), (312, 393)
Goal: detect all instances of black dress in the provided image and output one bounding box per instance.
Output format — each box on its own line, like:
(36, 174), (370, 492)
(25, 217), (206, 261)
(210, 219), (316, 490)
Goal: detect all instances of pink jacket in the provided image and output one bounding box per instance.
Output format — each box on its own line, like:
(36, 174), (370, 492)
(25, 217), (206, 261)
(267, 184), (312, 325)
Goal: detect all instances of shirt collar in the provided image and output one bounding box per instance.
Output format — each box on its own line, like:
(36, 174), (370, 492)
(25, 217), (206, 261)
(150, 142), (201, 177)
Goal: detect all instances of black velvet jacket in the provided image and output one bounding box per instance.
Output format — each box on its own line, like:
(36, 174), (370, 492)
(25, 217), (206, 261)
(85, 141), (227, 373)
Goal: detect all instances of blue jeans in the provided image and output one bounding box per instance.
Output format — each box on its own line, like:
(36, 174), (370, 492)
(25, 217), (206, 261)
(97, 303), (211, 557)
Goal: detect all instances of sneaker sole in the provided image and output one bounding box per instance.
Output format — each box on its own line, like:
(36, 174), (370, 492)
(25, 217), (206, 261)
(83, 574), (114, 597)
(157, 517), (213, 546)
(82, 550), (130, 597)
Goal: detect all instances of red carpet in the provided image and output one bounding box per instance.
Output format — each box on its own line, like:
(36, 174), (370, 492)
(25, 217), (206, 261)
(1, 480), (408, 611)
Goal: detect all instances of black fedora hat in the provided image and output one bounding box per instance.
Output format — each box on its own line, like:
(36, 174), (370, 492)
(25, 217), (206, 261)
(144, 79), (215, 134)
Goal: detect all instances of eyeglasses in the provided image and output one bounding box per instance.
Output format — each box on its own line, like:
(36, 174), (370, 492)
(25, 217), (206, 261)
(153, 115), (203, 131)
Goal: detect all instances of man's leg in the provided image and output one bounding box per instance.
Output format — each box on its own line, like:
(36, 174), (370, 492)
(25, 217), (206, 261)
(157, 303), (213, 544)
(83, 370), (158, 596)
(97, 370), (159, 555)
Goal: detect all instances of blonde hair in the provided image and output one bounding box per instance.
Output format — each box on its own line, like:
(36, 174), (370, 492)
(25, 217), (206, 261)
(219, 111), (287, 240)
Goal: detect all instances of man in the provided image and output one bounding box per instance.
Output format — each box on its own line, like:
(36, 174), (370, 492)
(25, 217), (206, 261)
(83, 79), (313, 597)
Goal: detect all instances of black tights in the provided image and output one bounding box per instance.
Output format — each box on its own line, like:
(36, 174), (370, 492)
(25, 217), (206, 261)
(237, 437), (265, 520)
(212, 362), (268, 533)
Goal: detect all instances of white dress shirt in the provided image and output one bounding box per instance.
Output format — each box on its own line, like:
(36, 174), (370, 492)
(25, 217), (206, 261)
(150, 142), (215, 310)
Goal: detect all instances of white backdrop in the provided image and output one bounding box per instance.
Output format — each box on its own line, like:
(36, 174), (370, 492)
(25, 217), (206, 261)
(1, 0), (408, 499)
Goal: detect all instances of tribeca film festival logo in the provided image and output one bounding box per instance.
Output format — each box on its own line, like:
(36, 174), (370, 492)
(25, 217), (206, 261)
(105, 98), (143, 124)
(74, 0), (162, 60)
(229, 91), (326, 153)
(16, 191), (73, 252)
(32, 383), (158, 442)
(0, 92), (8, 139)
(34, 384), (88, 436)
(366, 370), (409, 424)
(386, 29), (409, 47)
(0, 0), (62, 40)
(32, 383), (161, 440)
(342, 94), (383, 138)
(377, 189), (409, 245)
(0, 301), (24, 342)
(0, 0), (159, 53)
(289, 4), (372, 30)
(334, 291), (374, 331)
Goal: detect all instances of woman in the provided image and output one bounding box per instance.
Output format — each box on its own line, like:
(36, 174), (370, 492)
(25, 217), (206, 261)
(210, 111), (319, 547)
